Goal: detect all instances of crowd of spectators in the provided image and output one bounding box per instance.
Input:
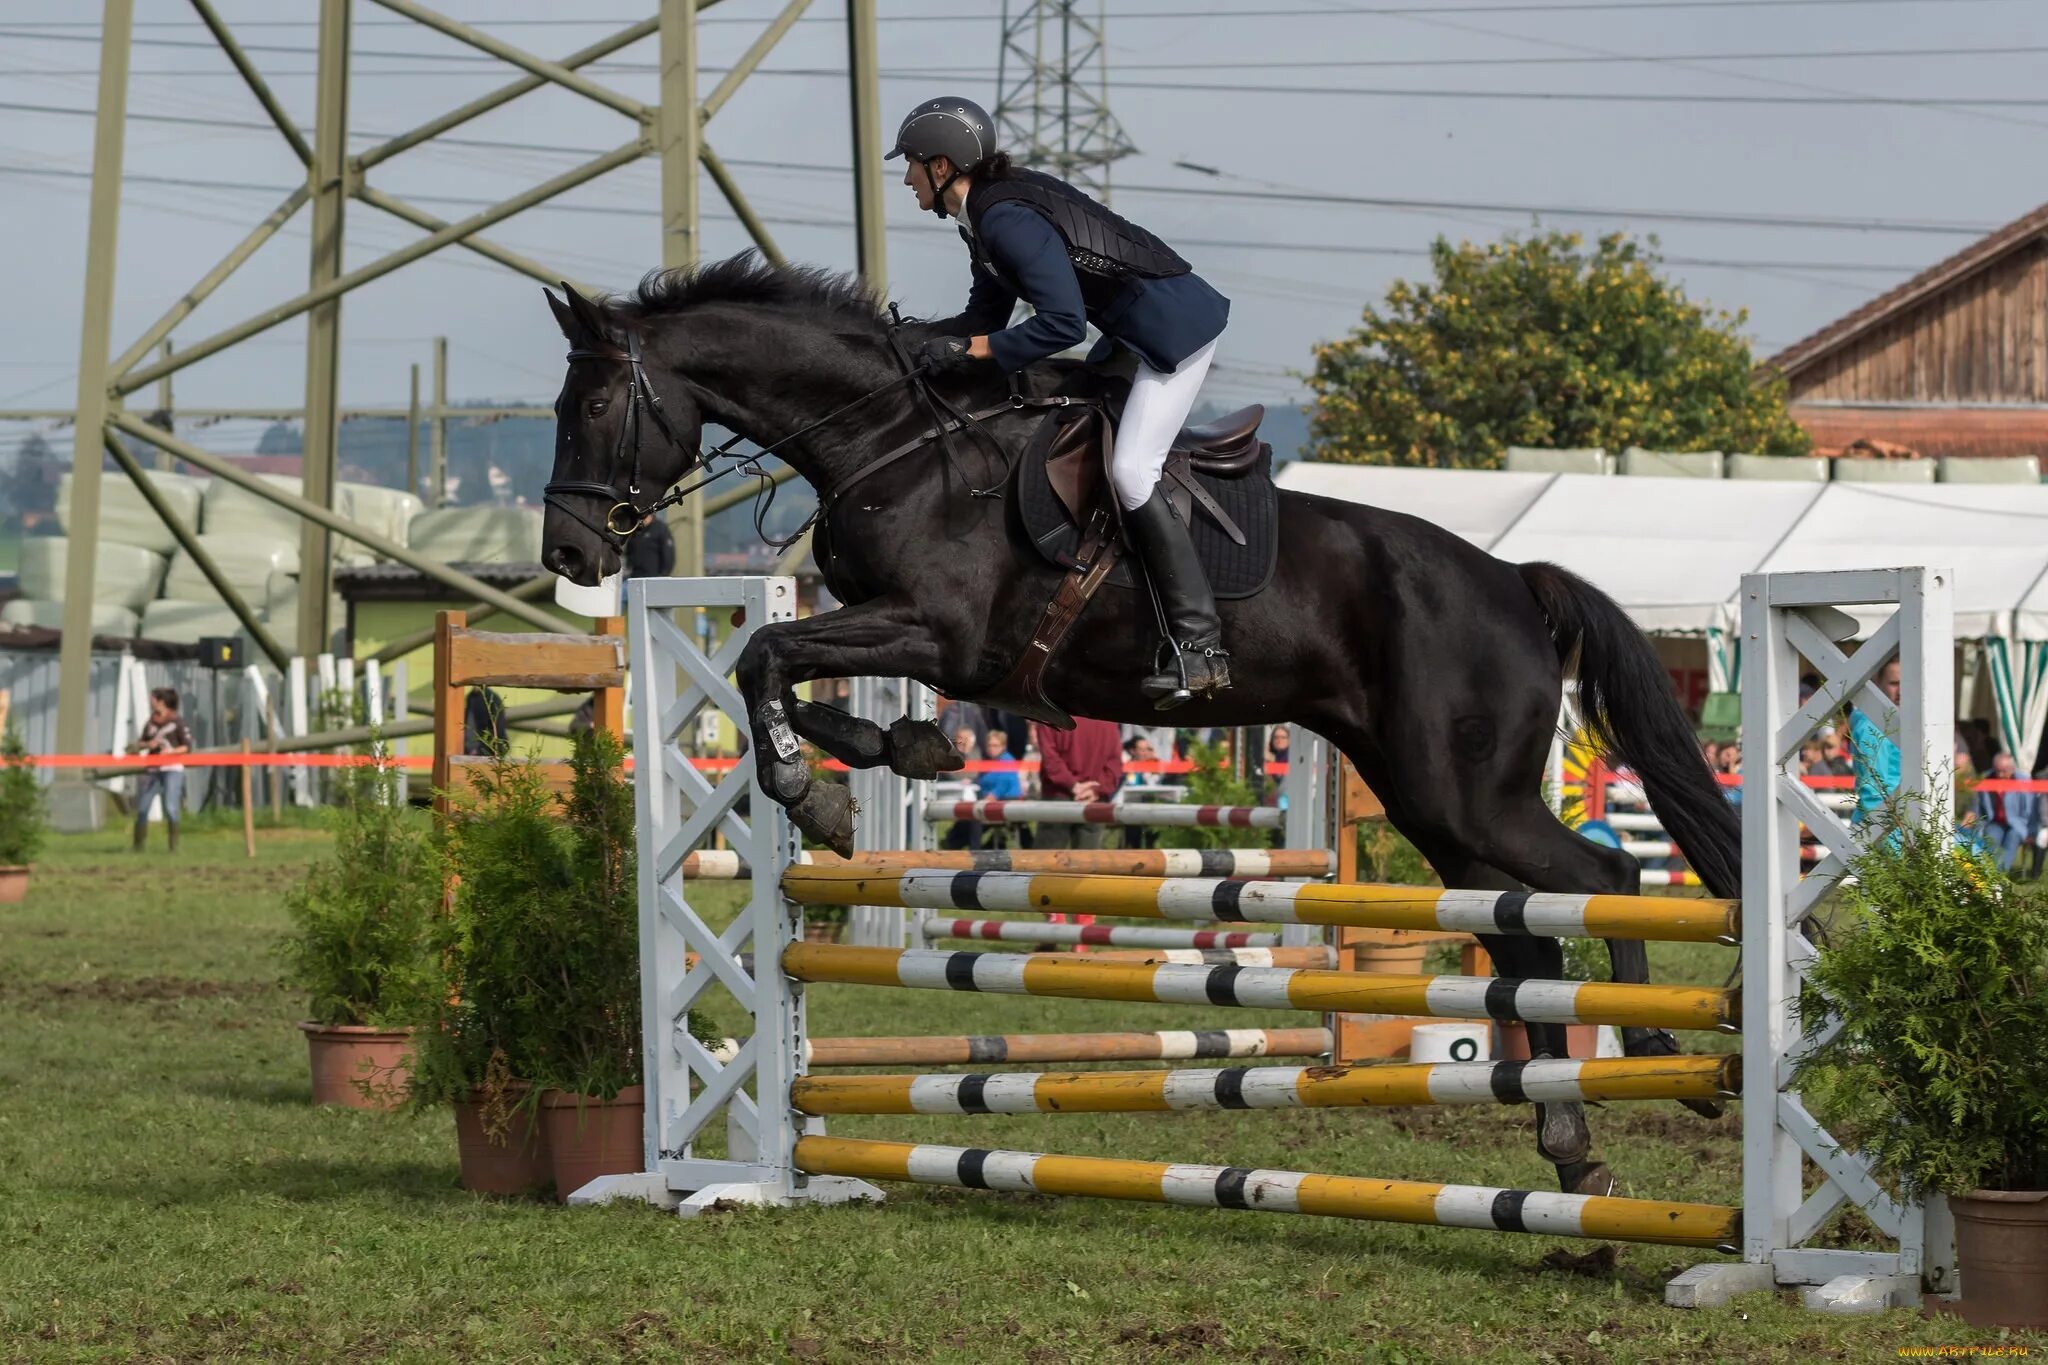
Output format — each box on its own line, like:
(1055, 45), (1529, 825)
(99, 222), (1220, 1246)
(1693, 661), (2048, 877)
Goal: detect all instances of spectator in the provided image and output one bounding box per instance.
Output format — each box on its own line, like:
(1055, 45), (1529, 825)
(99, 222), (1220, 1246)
(935, 696), (989, 751)
(129, 686), (193, 853)
(972, 729), (1024, 850)
(1265, 724), (1293, 803)
(1848, 661), (1902, 828)
(1701, 738), (1721, 772)
(940, 726), (984, 850)
(624, 511), (676, 580)
(1716, 741), (1743, 810)
(1971, 753), (2037, 873)
(464, 686), (507, 756)
(1034, 717), (1123, 850)
(1123, 735), (1161, 787)
(1811, 727), (1853, 777)
(1121, 735), (1162, 849)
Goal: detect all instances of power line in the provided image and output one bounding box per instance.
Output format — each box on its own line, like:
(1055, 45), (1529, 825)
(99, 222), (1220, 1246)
(0, 100), (2003, 238)
(0, 162), (1938, 278)
(1129, 179), (1995, 236)
(0, 0), (2026, 25)
(19, 42), (2048, 78)
(1109, 80), (2048, 108)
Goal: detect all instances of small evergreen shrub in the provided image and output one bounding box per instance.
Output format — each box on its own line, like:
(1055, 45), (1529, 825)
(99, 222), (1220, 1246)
(414, 731), (699, 1109)
(0, 727), (47, 867)
(278, 757), (439, 1028)
(1796, 807), (2048, 1196)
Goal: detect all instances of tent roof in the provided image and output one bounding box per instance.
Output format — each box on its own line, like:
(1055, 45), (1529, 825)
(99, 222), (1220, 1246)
(1276, 461), (2048, 639)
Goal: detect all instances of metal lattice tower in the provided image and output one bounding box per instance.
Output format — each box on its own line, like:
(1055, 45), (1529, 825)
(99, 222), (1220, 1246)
(993, 1), (1136, 199)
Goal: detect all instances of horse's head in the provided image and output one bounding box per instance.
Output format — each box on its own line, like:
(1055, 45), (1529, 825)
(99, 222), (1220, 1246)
(540, 282), (706, 586)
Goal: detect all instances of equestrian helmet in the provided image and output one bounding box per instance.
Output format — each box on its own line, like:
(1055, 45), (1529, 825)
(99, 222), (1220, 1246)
(886, 96), (996, 173)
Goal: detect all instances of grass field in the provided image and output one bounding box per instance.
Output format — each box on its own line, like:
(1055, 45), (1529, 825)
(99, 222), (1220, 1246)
(4, 823), (2040, 1363)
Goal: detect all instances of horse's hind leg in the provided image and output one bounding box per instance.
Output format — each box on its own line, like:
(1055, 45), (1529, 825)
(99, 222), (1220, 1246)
(1323, 728), (1618, 1197)
(1440, 798), (1725, 1117)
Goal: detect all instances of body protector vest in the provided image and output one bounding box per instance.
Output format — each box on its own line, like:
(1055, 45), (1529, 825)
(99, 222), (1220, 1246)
(961, 167), (1192, 315)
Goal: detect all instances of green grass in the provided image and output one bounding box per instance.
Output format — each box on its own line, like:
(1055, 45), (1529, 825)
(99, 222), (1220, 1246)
(3, 826), (2039, 1363)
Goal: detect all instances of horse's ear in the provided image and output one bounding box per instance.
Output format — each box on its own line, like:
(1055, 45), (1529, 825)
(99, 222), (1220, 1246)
(544, 287), (582, 343)
(561, 281), (612, 343)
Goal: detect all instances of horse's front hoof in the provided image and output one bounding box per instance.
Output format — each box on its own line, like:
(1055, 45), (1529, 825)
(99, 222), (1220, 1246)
(792, 780), (856, 857)
(1560, 1161), (1616, 1197)
(887, 717), (965, 781)
(1535, 1099), (1591, 1165)
(1622, 1027), (1726, 1119)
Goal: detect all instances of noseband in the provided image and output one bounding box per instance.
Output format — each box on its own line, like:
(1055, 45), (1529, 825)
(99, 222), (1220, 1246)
(542, 330), (703, 549)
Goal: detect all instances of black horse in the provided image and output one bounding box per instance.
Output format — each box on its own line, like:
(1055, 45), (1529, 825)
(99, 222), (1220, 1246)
(540, 255), (1739, 1198)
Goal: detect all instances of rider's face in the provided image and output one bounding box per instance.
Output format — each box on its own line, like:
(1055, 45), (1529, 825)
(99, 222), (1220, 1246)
(903, 156), (954, 214)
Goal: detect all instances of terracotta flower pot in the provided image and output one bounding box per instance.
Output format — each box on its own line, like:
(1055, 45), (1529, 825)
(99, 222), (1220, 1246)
(297, 1021), (413, 1110)
(0, 866), (29, 904)
(453, 1087), (551, 1196)
(1951, 1189), (2048, 1328)
(540, 1086), (645, 1203)
(1493, 1022), (1602, 1061)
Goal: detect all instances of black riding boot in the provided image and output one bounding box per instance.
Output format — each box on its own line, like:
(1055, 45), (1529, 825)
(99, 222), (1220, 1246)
(1124, 486), (1231, 709)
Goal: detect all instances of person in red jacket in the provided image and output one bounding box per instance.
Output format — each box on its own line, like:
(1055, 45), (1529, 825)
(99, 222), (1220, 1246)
(1032, 717), (1124, 850)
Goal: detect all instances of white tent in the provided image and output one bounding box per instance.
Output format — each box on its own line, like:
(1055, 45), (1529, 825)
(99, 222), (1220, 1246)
(1278, 462), (2048, 763)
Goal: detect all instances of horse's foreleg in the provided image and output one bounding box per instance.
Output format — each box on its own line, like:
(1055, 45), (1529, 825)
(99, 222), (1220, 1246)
(733, 600), (948, 855)
(787, 704), (965, 781)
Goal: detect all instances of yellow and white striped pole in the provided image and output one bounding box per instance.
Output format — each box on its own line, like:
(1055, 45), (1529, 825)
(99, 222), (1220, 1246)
(792, 1054), (1740, 1116)
(782, 867), (1739, 945)
(781, 944), (1736, 1033)
(794, 1137), (1741, 1249)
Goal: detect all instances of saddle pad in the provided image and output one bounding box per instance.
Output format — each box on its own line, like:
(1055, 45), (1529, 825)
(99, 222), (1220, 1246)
(1014, 413), (1279, 600)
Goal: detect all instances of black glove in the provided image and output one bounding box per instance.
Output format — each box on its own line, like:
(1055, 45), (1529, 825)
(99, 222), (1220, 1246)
(915, 335), (980, 374)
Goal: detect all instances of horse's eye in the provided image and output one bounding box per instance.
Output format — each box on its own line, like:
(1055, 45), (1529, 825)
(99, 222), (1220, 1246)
(585, 399), (609, 418)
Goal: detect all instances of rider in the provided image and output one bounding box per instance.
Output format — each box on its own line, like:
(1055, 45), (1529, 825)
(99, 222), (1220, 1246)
(887, 94), (1233, 706)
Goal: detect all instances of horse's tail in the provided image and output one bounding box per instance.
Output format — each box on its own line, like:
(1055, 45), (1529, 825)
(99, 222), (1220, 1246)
(1518, 561), (1741, 900)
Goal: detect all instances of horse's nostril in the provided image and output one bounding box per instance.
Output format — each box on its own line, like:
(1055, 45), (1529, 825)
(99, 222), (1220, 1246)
(543, 544), (582, 580)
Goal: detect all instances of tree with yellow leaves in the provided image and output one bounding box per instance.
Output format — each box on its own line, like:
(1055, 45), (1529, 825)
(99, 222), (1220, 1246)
(1304, 229), (1809, 468)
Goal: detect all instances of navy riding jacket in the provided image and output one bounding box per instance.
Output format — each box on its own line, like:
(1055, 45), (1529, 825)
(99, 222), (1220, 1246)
(935, 196), (1230, 376)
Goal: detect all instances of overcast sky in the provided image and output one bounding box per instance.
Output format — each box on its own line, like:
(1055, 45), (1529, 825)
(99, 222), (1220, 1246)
(4, 0), (2048, 439)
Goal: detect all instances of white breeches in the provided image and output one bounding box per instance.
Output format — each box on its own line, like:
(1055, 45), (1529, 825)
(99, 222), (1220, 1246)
(1110, 337), (1219, 511)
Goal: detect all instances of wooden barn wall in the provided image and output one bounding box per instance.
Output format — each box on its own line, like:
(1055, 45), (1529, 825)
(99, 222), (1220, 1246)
(1790, 243), (2048, 404)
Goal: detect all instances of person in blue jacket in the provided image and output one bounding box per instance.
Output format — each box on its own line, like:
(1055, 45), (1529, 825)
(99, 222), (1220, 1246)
(887, 94), (1234, 708)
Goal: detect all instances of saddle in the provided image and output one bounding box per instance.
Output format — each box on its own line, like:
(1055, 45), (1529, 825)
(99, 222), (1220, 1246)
(980, 394), (1281, 727)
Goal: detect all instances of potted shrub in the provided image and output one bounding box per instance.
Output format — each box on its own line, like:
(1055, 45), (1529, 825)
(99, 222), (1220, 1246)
(0, 725), (46, 903)
(1796, 809), (2048, 1329)
(421, 731), (656, 1201)
(279, 754), (438, 1110)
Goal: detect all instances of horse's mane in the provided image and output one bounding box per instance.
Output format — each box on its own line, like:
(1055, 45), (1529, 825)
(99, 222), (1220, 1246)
(610, 251), (887, 334)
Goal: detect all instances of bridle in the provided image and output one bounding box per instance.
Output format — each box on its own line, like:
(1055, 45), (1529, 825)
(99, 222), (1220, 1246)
(542, 330), (712, 549)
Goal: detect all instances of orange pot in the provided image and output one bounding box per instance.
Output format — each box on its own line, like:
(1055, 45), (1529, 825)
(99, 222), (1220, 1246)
(540, 1086), (645, 1203)
(453, 1089), (551, 1196)
(1493, 1022), (1602, 1061)
(0, 866), (28, 904)
(298, 1022), (413, 1110)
